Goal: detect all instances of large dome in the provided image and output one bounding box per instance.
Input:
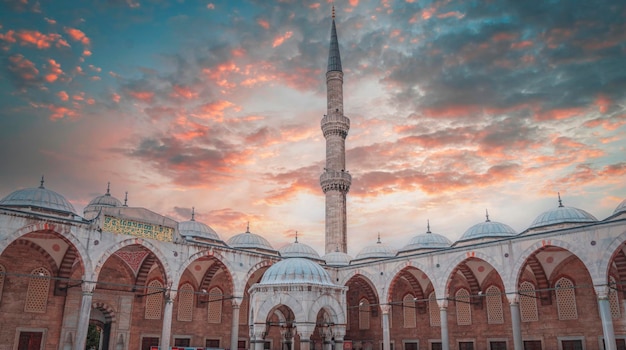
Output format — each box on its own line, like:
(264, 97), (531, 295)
(355, 236), (396, 260)
(0, 179), (76, 215)
(227, 226), (274, 251)
(323, 251), (352, 266)
(179, 210), (221, 242)
(279, 235), (320, 260)
(613, 199), (626, 216)
(401, 222), (451, 252)
(83, 184), (122, 219)
(529, 196), (597, 229)
(458, 213), (516, 242)
(259, 258), (334, 286)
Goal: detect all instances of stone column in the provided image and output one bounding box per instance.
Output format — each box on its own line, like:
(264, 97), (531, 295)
(333, 325), (346, 350)
(74, 282), (95, 350)
(508, 296), (523, 350)
(381, 304), (391, 350)
(596, 286), (617, 350)
(297, 323), (315, 350)
(231, 300), (241, 350)
(160, 290), (176, 350)
(251, 324), (266, 350)
(439, 306), (449, 350)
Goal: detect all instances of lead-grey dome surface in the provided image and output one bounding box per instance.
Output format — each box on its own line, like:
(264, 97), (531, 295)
(0, 183), (76, 215)
(179, 219), (221, 241)
(459, 219), (517, 242)
(355, 239), (396, 260)
(613, 199), (626, 216)
(401, 230), (451, 251)
(529, 205), (597, 229)
(323, 251), (352, 266)
(260, 258), (334, 286)
(279, 240), (320, 259)
(227, 228), (274, 251)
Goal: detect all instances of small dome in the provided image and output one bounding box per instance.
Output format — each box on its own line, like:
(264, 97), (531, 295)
(613, 199), (626, 216)
(529, 195), (597, 229)
(355, 236), (396, 260)
(401, 222), (451, 251)
(459, 212), (516, 242)
(0, 178), (76, 215)
(227, 225), (274, 251)
(323, 251), (352, 266)
(179, 210), (221, 242)
(279, 235), (320, 259)
(260, 258), (334, 286)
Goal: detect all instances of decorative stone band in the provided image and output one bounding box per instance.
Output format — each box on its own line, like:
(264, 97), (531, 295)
(320, 171), (352, 193)
(321, 115), (350, 138)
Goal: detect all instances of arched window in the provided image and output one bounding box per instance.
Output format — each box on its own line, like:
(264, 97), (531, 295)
(403, 294), (416, 328)
(145, 280), (163, 320)
(359, 298), (370, 330)
(555, 277), (577, 320)
(486, 286), (503, 324)
(0, 264), (5, 302)
(25, 267), (50, 313)
(609, 276), (621, 319)
(519, 281), (538, 322)
(207, 287), (223, 323)
(455, 289), (471, 325)
(429, 292), (440, 327)
(177, 283), (194, 322)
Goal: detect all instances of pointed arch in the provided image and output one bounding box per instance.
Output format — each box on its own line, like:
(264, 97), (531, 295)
(176, 249), (237, 293)
(25, 267), (51, 313)
(555, 277), (577, 320)
(91, 301), (117, 323)
(485, 285), (503, 324)
(144, 279), (164, 320)
(455, 288), (471, 325)
(177, 283), (194, 322)
(207, 286), (223, 323)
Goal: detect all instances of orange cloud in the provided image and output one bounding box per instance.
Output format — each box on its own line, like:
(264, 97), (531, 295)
(47, 104), (78, 120)
(309, 3), (321, 9)
(112, 93), (121, 103)
(349, 0), (359, 6)
(44, 59), (62, 83)
(257, 19), (270, 30)
(492, 32), (517, 42)
(57, 91), (69, 101)
(128, 90), (154, 102)
(535, 107), (585, 121)
(511, 40), (533, 49)
(272, 31), (293, 48)
(595, 94), (611, 114)
(4, 30), (69, 49)
(64, 27), (90, 45)
(437, 11), (464, 19)
(8, 54), (39, 81)
(171, 85), (198, 100)
(195, 100), (237, 122)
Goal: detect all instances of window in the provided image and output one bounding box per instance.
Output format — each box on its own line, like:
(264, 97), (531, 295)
(561, 339), (583, 350)
(404, 341), (418, 350)
(141, 337), (159, 350)
(25, 267), (50, 313)
(519, 282), (538, 322)
(206, 339), (220, 347)
(238, 340), (247, 350)
(431, 343), (442, 350)
(490, 341), (507, 350)
(459, 341), (474, 350)
(403, 294), (416, 328)
(609, 276), (621, 319)
(523, 340), (542, 350)
(18, 331), (43, 350)
(207, 286), (223, 323)
(177, 283), (194, 322)
(455, 289), (472, 325)
(555, 278), (577, 320)
(174, 338), (190, 346)
(602, 338), (626, 350)
(429, 292), (440, 327)
(359, 298), (370, 330)
(486, 286), (504, 324)
(144, 280), (163, 320)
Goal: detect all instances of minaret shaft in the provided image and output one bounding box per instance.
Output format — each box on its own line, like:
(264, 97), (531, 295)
(321, 16), (351, 254)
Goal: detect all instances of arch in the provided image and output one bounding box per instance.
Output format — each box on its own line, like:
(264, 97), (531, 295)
(207, 286), (223, 323)
(600, 229), (626, 288)
(343, 273), (379, 305)
(253, 293), (305, 324)
(440, 250), (504, 300)
(144, 279), (164, 320)
(402, 293), (416, 328)
(199, 260), (233, 298)
(25, 266), (51, 313)
(485, 285), (504, 324)
(177, 283), (194, 322)
(176, 249), (238, 293)
(93, 238), (173, 287)
(307, 294), (347, 325)
(387, 264), (432, 306)
(0, 223), (92, 277)
(358, 298), (370, 330)
(455, 288), (471, 325)
(518, 281), (538, 322)
(9, 239), (59, 275)
(555, 277), (577, 320)
(91, 301), (117, 323)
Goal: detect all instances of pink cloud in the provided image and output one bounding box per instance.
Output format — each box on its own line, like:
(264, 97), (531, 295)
(112, 93), (121, 103)
(272, 31), (293, 48)
(257, 19), (270, 30)
(8, 54), (39, 82)
(128, 90), (155, 102)
(171, 85), (198, 100)
(2, 30), (69, 49)
(44, 59), (63, 83)
(57, 91), (69, 101)
(64, 27), (90, 45)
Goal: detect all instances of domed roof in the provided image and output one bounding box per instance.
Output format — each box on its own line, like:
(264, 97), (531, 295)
(279, 234), (320, 259)
(401, 221), (451, 251)
(355, 235), (396, 260)
(179, 209), (221, 241)
(613, 199), (626, 216)
(259, 258), (334, 286)
(86, 183), (122, 207)
(227, 224), (274, 251)
(323, 250), (353, 266)
(0, 178), (76, 215)
(529, 195), (597, 229)
(459, 211), (517, 242)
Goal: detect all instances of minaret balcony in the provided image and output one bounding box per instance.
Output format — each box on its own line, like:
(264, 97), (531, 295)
(320, 170), (352, 193)
(321, 115), (350, 138)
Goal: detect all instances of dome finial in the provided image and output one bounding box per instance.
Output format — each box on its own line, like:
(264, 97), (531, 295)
(191, 207), (195, 221)
(246, 221), (250, 233)
(558, 192), (563, 207)
(39, 175), (45, 189)
(294, 231), (299, 243)
(106, 182), (111, 196)
(335, 245), (340, 252)
(123, 191), (128, 207)
(485, 209), (491, 222)
(427, 219), (431, 233)
(332, 3), (335, 19)
(377, 232), (381, 244)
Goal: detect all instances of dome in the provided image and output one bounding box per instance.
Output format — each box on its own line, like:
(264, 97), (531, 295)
(401, 222), (451, 251)
(0, 178), (76, 215)
(227, 225), (274, 251)
(323, 251), (352, 266)
(459, 212), (516, 242)
(179, 210), (221, 242)
(279, 235), (320, 259)
(355, 236), (396, 260)
(529, 196), (597, 229)
(259, 258), (334, 286)
(613, 199), (626, 216)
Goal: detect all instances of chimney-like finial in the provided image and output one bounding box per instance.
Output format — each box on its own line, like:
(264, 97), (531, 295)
(332, 4), (335, 19)
(295, 231), (299, 243)
(558, 192), (563, 207)
(377, 232), (381, 244)
(427, 219), (431, 233)
(39, 175), (45, 189)
(123, 192), (128, 206)
(246, 222), (250, 233)
(106, 182), (111, 195)
(485, 209), (491, 222)
(191, 207), (195, 221)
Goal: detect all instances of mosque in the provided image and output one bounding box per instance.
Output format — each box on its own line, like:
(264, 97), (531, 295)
(1, 10), (626, 350)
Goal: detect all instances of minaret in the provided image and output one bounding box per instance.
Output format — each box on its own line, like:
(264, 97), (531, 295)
(320, 7), (351, 254)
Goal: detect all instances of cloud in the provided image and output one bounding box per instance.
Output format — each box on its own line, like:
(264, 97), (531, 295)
(0, 30), (70, 49)
(64, 27), (90, 46)
(272, 31), (293, 48)
(44, 59), (63, 83)
(6, 54), (40, 88)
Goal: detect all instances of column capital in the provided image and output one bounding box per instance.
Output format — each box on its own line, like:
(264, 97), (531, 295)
(595, 285), (611, 299)
(295, 322), (316, 340)
(81, 281), (96, 294)
(507, 294), (520, 304)
(379, 304), (391, 314)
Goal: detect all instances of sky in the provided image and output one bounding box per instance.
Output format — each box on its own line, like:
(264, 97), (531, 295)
(0, 0), (625, 257)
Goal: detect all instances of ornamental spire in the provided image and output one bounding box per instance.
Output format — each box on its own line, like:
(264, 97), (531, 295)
(327, 6), (342, 73)
(191, 207), (195, 221)
(558, 192), (564, 207)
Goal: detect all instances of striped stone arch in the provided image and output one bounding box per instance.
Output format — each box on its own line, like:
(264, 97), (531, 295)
(342, 273), (380, 307)
(338, 269), (378, 289)
(385, 261), (435, 304)
(175, 249), (237, 294)
(598, 229), (626, 286)
(93, 238), (173, 287)
(307, 294), (347, 324)
(9, 239), (59, 274)
(253, 293), (306, 324)
(509, 238), (598, 293)
(0, 222), (92, 275)
(242, 259), (275, 292)
(438, 250), (504, 301)
(91, 301), (116, 323)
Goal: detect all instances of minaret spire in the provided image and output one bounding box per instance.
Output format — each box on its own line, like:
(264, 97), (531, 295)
(321, 8), (351, 254)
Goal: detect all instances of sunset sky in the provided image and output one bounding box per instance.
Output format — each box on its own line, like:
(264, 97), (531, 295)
(1, 0), (625, 256)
